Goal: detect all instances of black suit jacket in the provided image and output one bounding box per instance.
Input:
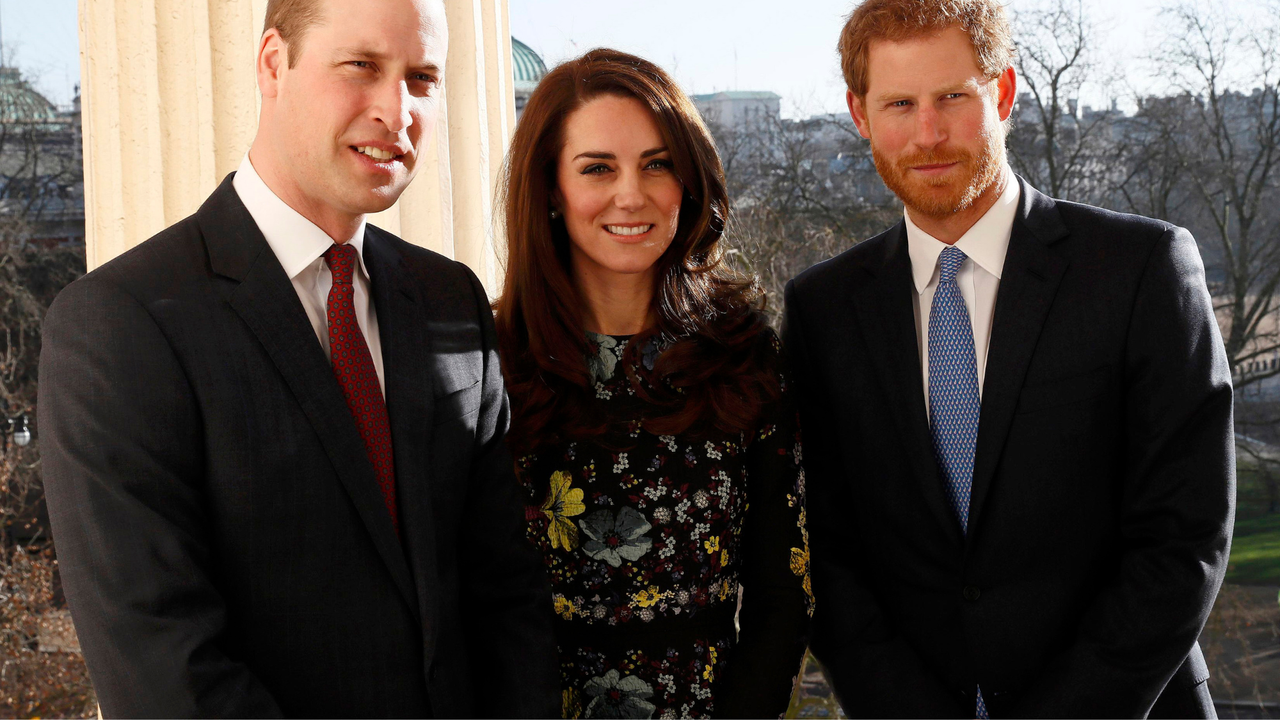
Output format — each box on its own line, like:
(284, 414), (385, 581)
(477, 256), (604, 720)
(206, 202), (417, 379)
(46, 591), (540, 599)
(38, 176), (560, 718)
(783, 178), (1235, 718)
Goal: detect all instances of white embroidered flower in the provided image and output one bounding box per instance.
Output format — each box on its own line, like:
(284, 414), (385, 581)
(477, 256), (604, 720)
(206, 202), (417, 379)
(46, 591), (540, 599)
(660, 435), (678, 451)
(592, 604), (609, 619)
(612, 453), (629, 474)
(693, 521), (710, 538)
(704, 441), (722, 460)
(677, 590), (690, 605)
(639, 608), (654, 622)
(675, 498), (692, 523)
(652, 506), (672, 524)
(693, 489), (710, 509)
(643, 485), (667, 501)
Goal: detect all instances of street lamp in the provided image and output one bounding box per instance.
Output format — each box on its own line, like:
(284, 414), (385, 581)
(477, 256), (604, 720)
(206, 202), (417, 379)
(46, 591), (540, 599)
(3, 412), (31, 452)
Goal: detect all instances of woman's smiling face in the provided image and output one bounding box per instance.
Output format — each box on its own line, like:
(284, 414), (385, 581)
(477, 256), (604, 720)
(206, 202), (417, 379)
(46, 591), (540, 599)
(554, 94), (684, 289)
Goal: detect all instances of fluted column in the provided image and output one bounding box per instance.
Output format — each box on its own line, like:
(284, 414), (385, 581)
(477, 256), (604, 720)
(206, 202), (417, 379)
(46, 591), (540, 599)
(79, 0), (516, 297)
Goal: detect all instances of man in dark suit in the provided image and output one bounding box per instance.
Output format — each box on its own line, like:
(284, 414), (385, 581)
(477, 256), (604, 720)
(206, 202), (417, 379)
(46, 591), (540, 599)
(784, 0), (1234, 717)
(38, 0), (558, 716)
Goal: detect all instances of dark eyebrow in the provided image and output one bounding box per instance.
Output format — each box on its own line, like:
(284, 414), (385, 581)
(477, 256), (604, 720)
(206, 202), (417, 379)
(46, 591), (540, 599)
(336, 47), (439, 74)
(572, 147), (669, 162)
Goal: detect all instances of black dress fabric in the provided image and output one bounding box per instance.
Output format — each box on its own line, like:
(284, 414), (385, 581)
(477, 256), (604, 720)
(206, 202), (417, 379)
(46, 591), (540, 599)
(518, 329), (812, 719)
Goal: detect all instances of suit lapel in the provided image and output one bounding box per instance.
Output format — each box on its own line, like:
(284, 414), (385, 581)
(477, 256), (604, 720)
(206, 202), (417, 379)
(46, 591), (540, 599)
(363, 228), (440, 654)
(854, 224), (964, 543)
(968, 178), (1069, 536)
(198, 176), (418, 612)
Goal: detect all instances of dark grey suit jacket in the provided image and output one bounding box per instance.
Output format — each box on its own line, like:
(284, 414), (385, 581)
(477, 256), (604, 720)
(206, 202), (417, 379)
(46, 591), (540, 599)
(784, 178), (1235, 718)
(38, 176), (559, 718)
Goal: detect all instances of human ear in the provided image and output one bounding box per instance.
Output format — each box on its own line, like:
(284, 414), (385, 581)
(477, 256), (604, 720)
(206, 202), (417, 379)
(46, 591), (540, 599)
(995, 67), (1017, 122)
(847, 90), (872, 140)
(257, 28), (287, 99)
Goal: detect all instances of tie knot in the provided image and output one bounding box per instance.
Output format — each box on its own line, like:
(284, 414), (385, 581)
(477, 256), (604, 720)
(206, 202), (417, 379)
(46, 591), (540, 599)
(938, 246), (968, 284)
(324, 243), (358, 286)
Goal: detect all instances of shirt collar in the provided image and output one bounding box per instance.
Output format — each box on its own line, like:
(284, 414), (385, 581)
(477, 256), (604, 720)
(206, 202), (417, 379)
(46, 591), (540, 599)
(904, 166), (1020, 295)
(232, 153), (369, 281)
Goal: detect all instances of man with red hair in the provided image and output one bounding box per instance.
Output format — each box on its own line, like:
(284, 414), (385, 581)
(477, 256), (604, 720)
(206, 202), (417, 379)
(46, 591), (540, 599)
(786, 0), (1234, 716)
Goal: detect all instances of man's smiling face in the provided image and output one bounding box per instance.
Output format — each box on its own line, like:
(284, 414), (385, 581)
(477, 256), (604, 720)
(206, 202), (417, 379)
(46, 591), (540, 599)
(849, 25), (1013, 220)
(266, 0), (447, 221)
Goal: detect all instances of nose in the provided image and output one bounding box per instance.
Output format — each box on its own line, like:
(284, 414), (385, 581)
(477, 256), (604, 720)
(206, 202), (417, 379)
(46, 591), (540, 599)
(613, 170), (646, 212)
(372, 79), (413, 134)
(913, 102), (946, 149)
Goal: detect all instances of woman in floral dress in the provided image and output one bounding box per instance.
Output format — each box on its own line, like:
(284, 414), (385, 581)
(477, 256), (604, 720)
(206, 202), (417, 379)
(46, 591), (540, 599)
(495, 48), (812, 719)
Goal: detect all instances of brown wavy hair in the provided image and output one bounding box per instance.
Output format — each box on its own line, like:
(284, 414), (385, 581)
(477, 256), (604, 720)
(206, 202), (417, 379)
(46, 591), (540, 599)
(495, 48), (779, 456)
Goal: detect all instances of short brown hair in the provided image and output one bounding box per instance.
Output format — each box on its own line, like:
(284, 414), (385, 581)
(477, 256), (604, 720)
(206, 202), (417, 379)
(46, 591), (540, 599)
(838, 0), (1014, 96)
(263, 0), (326, 68)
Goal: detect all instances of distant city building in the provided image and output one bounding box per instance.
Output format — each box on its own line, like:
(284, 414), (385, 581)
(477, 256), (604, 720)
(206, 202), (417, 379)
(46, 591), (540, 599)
(691, 91), (781, 129)
(0, 67), (83, 247)
(512, 37), (547, 120)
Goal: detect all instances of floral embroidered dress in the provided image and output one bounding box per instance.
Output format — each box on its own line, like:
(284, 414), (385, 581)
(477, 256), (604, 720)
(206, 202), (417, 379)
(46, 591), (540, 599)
(519, 330), (813, 719)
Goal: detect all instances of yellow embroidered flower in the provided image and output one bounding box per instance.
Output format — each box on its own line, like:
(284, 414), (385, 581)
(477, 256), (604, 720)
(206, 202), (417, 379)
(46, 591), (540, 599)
(721, 549), (729, 566)
(704, 536), (720, 555)
(553, 594), (577, 619)
(541, 471), (586, 551)
(790, 547), (812, 595)
(562, 687), (582, 719)
(703, 647), (718, 681)
(795, 508), (815, 615)
(718, 578), (734, 601)
(631, 585), (665, 608)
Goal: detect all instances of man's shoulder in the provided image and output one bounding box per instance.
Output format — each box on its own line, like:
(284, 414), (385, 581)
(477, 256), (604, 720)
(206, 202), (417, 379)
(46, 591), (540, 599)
(791, 222), (900, 297)
(365, 224), (487, 310)
(1051, 196), (1175, 242)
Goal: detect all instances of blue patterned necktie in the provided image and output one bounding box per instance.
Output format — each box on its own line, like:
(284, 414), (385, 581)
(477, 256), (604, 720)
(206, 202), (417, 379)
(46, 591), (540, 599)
(929, 246), (980, 532)
(928, 246), (989, 719)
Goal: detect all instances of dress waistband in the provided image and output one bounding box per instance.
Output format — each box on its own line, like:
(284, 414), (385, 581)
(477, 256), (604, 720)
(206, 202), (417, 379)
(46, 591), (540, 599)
(554, 602), (738, 653)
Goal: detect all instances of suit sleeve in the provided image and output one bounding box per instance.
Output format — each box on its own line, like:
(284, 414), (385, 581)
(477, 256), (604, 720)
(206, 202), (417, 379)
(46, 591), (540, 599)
(714, 331), (812, 719)
(783, 279), (965, 718)
(38, 276), (282, 718)
(455, 267), (561, 718)
(1012, 227), (1235, 717)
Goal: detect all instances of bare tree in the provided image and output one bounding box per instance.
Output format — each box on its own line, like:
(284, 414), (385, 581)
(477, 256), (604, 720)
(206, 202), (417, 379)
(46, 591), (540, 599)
(1008, 0), (1120, 204)
(1147, 1), (1280, 390)
(705, 110), (899, 326)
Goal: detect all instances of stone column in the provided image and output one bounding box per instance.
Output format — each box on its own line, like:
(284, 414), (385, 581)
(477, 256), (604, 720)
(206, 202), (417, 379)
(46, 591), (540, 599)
(78, 0), (515, 296)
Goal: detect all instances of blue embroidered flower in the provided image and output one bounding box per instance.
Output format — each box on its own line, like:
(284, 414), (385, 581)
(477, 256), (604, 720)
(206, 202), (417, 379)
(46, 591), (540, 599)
(580, 506), (653, 567)
(586, 332), (623, 384)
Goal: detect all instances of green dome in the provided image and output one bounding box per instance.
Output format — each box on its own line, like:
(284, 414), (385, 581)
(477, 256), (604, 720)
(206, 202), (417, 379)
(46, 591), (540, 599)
(0, 68), (57, 124)
(512, 37), (546, 93)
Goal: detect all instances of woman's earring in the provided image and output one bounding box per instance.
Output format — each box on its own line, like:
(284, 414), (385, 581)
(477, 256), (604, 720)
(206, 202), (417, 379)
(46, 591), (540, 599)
(550, 208), (560, 220)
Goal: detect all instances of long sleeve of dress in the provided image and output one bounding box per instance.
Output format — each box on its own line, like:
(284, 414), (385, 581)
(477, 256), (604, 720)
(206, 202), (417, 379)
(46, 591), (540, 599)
(715, 333), (814, 718)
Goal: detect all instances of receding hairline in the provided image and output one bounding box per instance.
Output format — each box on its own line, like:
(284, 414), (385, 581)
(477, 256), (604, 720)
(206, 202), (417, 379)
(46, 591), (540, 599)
(263, 0), (329, 67)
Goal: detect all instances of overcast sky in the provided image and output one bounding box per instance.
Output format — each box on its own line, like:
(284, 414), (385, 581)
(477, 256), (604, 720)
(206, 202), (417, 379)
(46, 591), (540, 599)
(0, 0), (1233, 116)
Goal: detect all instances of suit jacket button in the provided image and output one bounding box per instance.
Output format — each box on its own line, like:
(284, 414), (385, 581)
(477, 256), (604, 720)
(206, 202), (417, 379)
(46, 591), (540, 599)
(963, 585), (981, 602)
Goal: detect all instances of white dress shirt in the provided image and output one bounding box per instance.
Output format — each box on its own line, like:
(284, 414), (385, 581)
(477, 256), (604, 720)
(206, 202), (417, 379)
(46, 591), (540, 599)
(908, 168), (1019, 417)
(232, 154), (386, 396)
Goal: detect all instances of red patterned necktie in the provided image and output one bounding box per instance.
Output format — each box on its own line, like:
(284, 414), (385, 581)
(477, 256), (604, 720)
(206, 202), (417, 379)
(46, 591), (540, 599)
(323, 243), (398, 534)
